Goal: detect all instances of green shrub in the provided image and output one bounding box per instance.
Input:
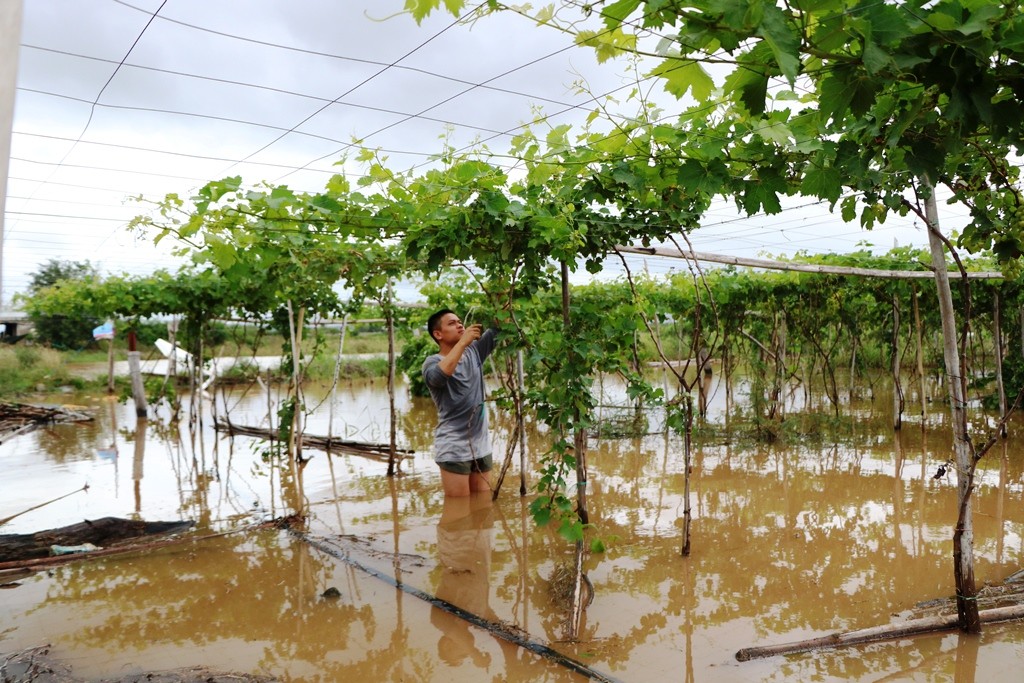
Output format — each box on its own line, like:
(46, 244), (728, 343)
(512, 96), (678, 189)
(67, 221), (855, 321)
(396, 334), (435, 397)
(15, 346), (41, 369)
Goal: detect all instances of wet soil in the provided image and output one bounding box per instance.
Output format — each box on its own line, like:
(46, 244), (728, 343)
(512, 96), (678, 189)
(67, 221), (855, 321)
(2, 645), (276, 682)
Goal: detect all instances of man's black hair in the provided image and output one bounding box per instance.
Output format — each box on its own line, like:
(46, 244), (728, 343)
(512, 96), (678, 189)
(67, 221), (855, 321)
(427, 308), (455, 345)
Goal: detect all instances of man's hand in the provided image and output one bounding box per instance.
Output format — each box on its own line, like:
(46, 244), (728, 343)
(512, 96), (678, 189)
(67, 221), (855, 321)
(438, 323), (483, 377)
(460, 323), (483, 346)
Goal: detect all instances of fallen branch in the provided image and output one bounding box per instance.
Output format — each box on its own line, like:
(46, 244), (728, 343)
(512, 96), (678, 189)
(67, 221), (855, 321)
(0, 517), (194, 562)
(214, 418), (414, 462)
(736, 604), (1024, 661)
(0, 520), (271, 576)
(0, 402), (94, 443)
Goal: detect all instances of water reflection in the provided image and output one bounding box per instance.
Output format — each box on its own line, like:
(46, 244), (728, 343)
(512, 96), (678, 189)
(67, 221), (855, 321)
(433, 493), (497, 667)
(1, 375), (1022, 682)
(954, 633), (980, 683)
(133, 417), (147, 514)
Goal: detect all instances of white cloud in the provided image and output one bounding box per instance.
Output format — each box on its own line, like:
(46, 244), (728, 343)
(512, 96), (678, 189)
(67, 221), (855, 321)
(2, 0), (943, 307)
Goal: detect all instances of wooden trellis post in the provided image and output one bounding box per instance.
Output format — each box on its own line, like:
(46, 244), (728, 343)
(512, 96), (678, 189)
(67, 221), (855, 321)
(561, 261), (589, 525)
(994, 292), (1007, 439)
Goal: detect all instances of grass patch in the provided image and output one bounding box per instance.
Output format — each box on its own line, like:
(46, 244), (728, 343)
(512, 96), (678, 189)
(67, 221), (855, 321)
(0, 345), (110, 396)
(1, 329), (402, 399)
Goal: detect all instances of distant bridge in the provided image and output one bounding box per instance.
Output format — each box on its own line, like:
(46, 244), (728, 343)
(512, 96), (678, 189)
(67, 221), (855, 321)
(0, 309), (31, 341)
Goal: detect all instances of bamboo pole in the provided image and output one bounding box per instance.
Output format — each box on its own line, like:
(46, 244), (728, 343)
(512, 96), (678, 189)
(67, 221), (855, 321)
(616, 245), (1003, 279)
(735, 604), (1024, 661)
(326, 314), (349, 444)
(517, 350), (527, 496)
(892, 294), (902, 430)
(567, 539), (588, 641)
(385, 291), (398, 477)
(285, 301), (306, 515)
(994, 292), (1007, 438)
(561, 261), (589, 525)
(847, 335), (856, 403)
(913, 285), (928, 423)
(213, 419), (413, 461)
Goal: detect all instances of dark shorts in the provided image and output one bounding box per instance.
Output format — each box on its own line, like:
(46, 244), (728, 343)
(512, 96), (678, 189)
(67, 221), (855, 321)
(437, 455), (493, 475)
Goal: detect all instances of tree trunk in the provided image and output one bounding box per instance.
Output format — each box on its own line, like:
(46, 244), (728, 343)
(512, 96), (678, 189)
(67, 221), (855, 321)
(681, 395), (693, 556)
(924, 178), (980, 633)
(285, 301), (306, 514)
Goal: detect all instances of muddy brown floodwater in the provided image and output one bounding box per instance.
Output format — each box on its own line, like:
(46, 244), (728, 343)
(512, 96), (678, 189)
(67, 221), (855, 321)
(1, 372), (1023, 682)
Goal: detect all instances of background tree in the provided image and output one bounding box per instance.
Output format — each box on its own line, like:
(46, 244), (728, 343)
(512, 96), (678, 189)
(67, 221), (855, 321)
(22, 259), (101, 349)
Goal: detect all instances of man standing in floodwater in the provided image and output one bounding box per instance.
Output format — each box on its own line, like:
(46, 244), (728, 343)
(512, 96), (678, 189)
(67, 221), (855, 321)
(422, 309), (498, 497)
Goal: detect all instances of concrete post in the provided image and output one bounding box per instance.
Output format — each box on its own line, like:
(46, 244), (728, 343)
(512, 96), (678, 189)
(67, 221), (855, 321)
(0, 0), (24, 310)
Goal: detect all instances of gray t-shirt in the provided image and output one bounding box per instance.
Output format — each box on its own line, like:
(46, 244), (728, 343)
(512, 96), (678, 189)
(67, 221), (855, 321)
(422, 329), (498, 463)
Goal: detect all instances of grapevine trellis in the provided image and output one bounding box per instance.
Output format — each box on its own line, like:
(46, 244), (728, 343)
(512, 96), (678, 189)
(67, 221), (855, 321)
(21, 243), (1023, 502)
(18, 236), (1024, 645)
(17, 0), (1024, 638)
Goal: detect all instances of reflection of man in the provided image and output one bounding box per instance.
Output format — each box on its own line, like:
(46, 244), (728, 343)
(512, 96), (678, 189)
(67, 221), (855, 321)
(431, 493), (495, 667)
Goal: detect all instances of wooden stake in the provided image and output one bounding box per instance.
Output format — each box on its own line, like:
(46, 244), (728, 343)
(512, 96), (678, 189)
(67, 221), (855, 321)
(517, 350), (527, 496)
(681, 395), (693, 556)
(385, 292), (398, 477)
(892, 294), (903, 430)
(994, 292), (1007, 438)
(912, 285), (927, 423)
(126, 329), (148, 417)
(106, 337), (115, 394)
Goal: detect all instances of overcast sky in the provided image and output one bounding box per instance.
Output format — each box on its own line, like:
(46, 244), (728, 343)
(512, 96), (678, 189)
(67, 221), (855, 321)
(3, 0), (954, 306)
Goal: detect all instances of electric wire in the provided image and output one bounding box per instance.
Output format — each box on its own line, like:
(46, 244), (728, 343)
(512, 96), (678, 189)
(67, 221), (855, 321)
(5, 1), (994, 294)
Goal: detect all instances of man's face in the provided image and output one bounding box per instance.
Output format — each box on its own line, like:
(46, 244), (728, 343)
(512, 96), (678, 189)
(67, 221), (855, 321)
(433, 312), (464, 345)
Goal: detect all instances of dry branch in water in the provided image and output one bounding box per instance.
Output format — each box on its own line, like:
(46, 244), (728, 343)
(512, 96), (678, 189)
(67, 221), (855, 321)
(213, 418), (414, 462)
(0, 517), (194, 563)
(736, 603), (1024, 661)
(0, 402), (93, 443)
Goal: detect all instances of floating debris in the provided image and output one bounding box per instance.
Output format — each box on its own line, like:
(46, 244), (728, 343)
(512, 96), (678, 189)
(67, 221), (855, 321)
(0, 401), (93, 443)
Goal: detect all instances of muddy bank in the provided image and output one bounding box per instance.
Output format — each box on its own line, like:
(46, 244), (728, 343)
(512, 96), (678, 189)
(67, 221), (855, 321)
(1, 645), (276, 683)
